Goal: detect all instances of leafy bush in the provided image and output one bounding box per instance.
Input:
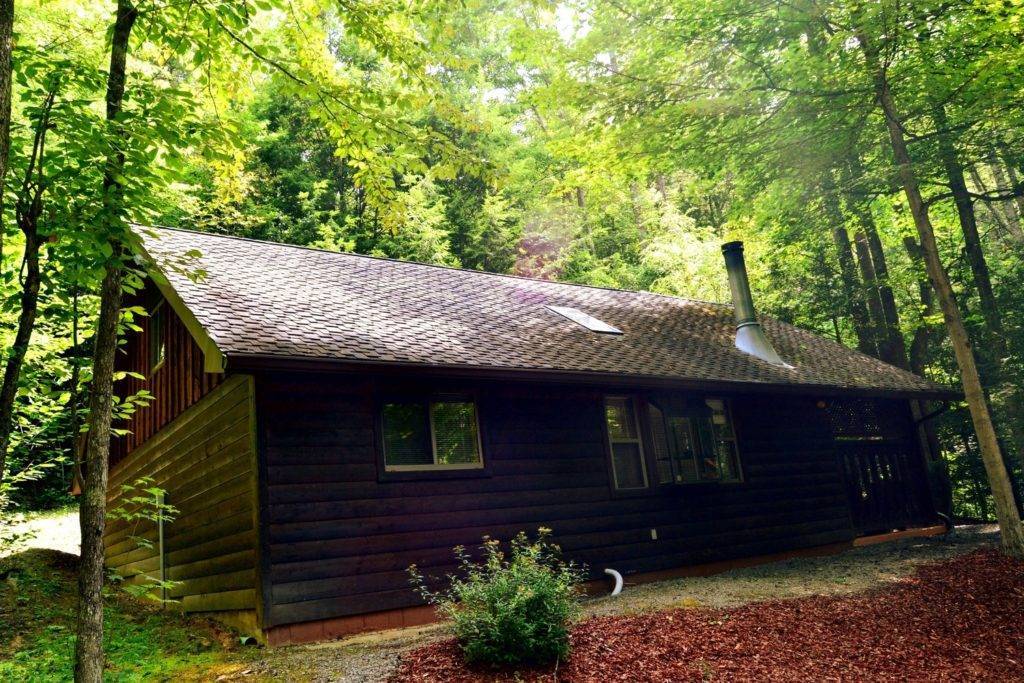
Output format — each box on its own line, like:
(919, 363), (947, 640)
(410, 528), (585, 667)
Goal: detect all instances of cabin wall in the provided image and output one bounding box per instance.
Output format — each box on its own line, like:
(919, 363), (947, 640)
(104, 375), (260, 619)
(111, 287), (222, 468)
(255, 371), (907, 630)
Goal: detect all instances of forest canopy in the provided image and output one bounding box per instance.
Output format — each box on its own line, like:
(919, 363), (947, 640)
(2, 0), (1024, 526)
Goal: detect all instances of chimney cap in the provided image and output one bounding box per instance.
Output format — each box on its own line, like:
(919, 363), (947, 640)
(721, 240), (744, 254)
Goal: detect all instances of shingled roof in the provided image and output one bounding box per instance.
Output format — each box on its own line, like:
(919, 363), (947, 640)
(138, 226), (955, 399)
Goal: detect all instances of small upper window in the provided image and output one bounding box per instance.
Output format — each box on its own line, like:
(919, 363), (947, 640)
(382, 397), (482, 471)
(148, 303), (166, 374)
(547, 305), (622, 335)
(604, 397), (648, 490)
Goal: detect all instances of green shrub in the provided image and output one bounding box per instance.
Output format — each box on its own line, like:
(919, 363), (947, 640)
(410, 527), (585, 667)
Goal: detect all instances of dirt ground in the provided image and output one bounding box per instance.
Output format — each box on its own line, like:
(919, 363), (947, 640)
(219, 525), (999, 682)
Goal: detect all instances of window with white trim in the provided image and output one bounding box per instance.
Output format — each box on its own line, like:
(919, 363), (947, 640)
(604, 396), (648, 490)
(382, 397), (482, 471)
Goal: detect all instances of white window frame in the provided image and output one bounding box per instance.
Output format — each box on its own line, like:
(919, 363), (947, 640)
(383, 398), (485, 472)
(604, 395), (650, 490)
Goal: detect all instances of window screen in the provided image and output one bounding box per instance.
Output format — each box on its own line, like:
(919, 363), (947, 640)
(148, 303), (166, 373)
(605, 397), (648, 490)
(431, 401), (480, 465)
(382, 398), (482, 470)
(648, 402), (699, 484)
(382, 403), (432, 467)
(646, 397), (741, 484)
(699, 399), (742, 483)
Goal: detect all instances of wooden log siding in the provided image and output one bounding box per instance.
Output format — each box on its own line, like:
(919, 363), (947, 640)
(104, 375), (259, 615)
(257, 373), (863, 629)
(110, 293), (222, 468)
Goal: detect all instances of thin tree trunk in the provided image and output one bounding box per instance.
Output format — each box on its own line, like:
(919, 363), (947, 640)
(0, 0), (19, 478)
(963, 431), (990, 521)
(903, 236), (935, 378)
(932, 105), (1006, 355)
(984, 161), (1023, 240)
(0, 0), (12, 262)
(825, 185), (876, 356)
(75, 2), (138, 681)
(656, 174), (668, 202)
(998, 145), (1024, 229)
(0, 232), (41, 480)
(840, 158), (908, 367)
(968, 166), (1016, 242)
(0, 82), (58, 483)
(853, 228), (887, 354)
(860, 34), (1024, 557)
(862, 214), (909, 369)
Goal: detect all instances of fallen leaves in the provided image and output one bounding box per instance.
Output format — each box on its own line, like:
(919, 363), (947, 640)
(394, 549), (1024, 682)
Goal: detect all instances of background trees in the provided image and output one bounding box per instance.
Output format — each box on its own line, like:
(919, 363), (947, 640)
(2, 0), (1023, 552)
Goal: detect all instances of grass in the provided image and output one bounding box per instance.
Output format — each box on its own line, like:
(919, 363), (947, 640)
(0, 548), (250, 682)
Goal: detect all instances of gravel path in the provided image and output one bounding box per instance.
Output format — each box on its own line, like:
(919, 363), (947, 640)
(229, 525), (998, 682)
(1, 508), (79, 557)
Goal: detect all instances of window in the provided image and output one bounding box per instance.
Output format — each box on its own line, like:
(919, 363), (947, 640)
(644, 396), (742, 485)
(696, 399), (742, 483)
(148, 303), (166, 374)
(647, 403), (698, 484)
(547, 305), (623, 335)
(382, 397), (482, 470)
(604, 397), (648, 490)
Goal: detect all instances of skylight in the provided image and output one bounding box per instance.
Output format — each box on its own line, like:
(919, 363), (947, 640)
(546, 305), (623, 335)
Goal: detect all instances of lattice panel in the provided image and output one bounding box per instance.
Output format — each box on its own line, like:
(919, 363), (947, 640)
(826, 398), (910, 441)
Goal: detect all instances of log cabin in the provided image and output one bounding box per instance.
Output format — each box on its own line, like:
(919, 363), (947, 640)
(103, 226), (956, 645)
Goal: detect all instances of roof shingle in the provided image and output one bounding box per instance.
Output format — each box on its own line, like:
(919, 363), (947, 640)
(139, 226), (954, 398)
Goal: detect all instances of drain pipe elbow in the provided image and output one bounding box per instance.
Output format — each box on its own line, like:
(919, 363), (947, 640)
(604, 568), (623, 596)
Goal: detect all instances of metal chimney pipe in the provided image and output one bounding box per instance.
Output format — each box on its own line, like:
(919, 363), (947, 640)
(721, 241), (790, 367)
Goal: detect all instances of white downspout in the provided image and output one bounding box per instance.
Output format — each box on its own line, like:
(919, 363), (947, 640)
(604, 568), (623, 596)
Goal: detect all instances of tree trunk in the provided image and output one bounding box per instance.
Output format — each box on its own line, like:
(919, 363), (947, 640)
(0, 0), (11, 262)
(0, 81), (59, 483)
(0, 0), (18, 478)
(861, 34), (1024, 557)
(963, 431), (991, 521)
(968, 166), (1017, 242)
(839, 158), (908, 367)
(931, 105), (1006, 356)
(853, 228), (887, 355)
(74, 2), (138, 681)
(998, 146), (1024, 231)
(0, 231), (41, 481)
(862, 216), (909, 369)
(987, 161), (1023, 241)
(74, 266), (122, 683)
(825, 185), (876, 356)
(903, 236), (936, 378)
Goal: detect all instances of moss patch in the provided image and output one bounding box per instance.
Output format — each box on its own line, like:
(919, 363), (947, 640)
(0, 548), (250, 682)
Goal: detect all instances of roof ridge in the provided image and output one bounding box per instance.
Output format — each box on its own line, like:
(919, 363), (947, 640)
(134, 223), (733, 309)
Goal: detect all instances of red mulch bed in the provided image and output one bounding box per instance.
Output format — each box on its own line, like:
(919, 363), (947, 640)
(394, 549), (1024, 681)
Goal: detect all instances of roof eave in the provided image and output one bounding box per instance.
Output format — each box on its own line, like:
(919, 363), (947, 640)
(224, 352), (961, 401)
(134, 237), (226, 374)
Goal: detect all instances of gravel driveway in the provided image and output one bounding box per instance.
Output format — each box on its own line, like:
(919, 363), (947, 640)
(227, 525), (998, 682)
